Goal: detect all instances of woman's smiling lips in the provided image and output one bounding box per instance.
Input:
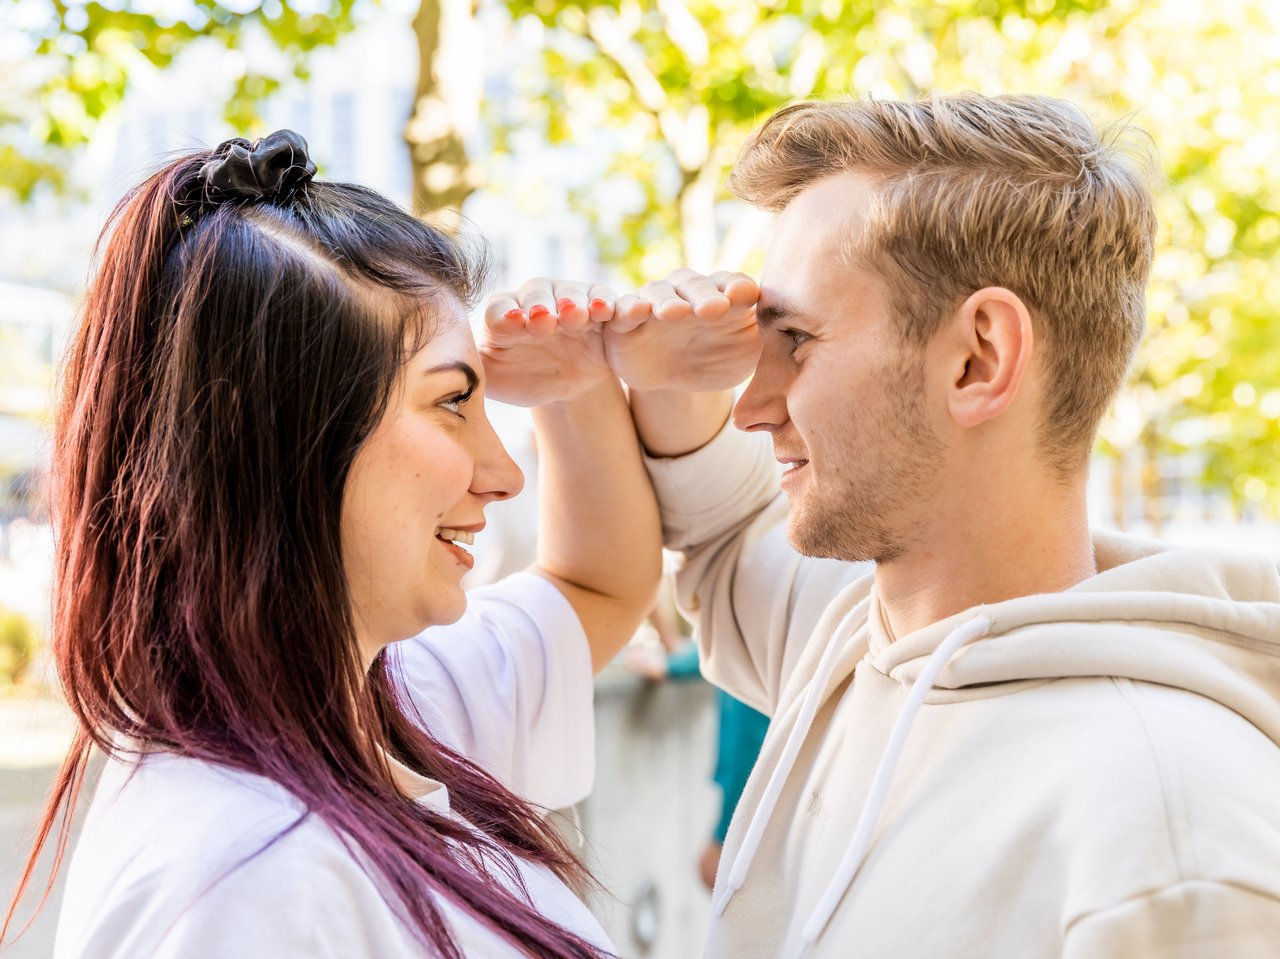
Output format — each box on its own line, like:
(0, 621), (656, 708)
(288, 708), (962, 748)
(435, 521), (484, 571)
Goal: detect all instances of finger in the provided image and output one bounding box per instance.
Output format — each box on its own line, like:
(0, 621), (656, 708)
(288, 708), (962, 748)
(610, 293), (652, 334)
(516, 278), (557, 337)
(640, 281), (692, 324)
(711, 271), (761, 311)
(483, 292), (527, 339)
(551, 281), (592, 331)
(586, 283), (618, 325)
(664, 267), (705, 287)
(516, 276), (556, 304)
(673, 272), (731, 323)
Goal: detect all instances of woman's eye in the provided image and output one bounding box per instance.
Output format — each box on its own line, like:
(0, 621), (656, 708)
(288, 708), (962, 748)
(440, 389), (473, 417)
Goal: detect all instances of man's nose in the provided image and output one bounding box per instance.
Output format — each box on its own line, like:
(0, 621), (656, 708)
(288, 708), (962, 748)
(732, 365), (787, 434)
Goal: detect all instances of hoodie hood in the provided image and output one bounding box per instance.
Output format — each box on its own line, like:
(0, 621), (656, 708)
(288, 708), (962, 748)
(867, 530), (1280, 745)
(717, 531), (1280, 958)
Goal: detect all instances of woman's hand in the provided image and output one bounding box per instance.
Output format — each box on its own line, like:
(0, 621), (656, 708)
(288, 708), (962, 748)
(604, 269), (762, 394)
(479, 278), (618, 407)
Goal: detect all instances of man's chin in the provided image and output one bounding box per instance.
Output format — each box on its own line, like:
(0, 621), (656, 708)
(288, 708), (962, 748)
(786, 510), (883, 564)
(786, 514), (847, 562)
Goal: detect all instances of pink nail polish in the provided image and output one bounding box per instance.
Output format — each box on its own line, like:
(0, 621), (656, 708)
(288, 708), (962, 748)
(528, 305), (550, 319)
(504, 308), (525, 320)
(557, 297), (576, 313)
(590, 298), (608, 310)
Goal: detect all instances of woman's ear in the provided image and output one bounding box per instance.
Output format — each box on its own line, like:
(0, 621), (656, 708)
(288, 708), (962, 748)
(945, 287), (1034, 429)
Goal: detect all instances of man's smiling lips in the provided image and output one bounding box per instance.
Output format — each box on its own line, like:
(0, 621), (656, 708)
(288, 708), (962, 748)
(777, 456), (809, 489)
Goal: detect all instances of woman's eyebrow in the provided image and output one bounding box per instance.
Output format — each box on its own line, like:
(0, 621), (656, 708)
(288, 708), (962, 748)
(424, 361), (479, 391)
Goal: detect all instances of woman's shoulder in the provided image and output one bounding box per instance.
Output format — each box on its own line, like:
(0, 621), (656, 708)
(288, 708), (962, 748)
(88, 750), (313, 854)
(57, 754), (410, 958)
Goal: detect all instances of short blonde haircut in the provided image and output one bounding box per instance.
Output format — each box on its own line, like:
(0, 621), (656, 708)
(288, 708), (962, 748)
(730, 93), (1157, 474)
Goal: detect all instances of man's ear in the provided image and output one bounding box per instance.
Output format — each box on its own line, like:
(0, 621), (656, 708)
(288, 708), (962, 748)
(944, 287), (1034, 429)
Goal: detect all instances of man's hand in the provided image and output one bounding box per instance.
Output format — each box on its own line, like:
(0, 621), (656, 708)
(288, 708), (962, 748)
(604, 269), (762, 394)
(480, 278), (618, 408)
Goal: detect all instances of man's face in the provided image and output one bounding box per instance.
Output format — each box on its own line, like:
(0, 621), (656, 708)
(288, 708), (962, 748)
(733, 171), (947, 564)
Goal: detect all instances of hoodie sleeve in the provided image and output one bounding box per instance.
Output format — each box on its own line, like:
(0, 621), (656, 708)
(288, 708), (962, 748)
(644, 421), (868, 715)
(1063, 879), (1280, 958)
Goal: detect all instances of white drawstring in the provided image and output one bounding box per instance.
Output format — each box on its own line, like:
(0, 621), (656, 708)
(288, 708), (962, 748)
(712, 599), (870, 917)
(788, 614), (993, 958)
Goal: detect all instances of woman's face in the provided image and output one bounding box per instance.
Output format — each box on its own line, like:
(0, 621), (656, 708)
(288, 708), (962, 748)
(341, 298), (523, 661)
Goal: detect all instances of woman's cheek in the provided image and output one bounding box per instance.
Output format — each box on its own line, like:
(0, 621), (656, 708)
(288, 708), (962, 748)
(419, 431), (476, 509)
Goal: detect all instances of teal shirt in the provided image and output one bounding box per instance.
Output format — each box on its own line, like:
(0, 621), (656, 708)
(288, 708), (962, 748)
(664, 641), (770, 843)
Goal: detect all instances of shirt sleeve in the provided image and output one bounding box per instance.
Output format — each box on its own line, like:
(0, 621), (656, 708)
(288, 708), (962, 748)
(1063, 879), (1280, 958)
(387, 571), (595, 810)
(644, 422), (870, 715)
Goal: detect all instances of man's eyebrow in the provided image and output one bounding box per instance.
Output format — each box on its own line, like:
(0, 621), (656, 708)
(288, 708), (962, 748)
(756, 303), (790, 328)
(424, 362), (479, 391)
(757, 302), (810, 328)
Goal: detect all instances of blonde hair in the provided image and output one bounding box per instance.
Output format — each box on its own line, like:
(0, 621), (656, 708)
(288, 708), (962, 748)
(731, 93), (1157, 473)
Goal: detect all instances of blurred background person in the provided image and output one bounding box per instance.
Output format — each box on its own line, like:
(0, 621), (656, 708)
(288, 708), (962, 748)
(626, 608), (770, 892)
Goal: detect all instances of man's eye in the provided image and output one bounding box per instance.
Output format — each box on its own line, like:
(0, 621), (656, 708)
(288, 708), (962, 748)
(781, 328), (812, 349)
(440, 389), (474, 416)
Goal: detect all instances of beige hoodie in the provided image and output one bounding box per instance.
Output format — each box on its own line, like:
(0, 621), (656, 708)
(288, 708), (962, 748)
(644, 424), (1280, 959)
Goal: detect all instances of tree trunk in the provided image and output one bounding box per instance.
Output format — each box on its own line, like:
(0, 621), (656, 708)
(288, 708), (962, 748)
(406, 0), (482, 227)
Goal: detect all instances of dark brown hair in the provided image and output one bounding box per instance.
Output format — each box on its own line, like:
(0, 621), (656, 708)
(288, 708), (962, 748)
(3, 151), (607, 958)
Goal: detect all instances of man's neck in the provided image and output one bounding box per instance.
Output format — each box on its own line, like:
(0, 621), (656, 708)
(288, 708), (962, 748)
(874, 483), (1097, 640)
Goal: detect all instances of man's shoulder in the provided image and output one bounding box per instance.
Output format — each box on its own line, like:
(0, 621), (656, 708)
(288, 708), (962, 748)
(1117, 678), (1280, 840)
(1030, 677), (1280, 902)
(1017, 675), (1280, 810)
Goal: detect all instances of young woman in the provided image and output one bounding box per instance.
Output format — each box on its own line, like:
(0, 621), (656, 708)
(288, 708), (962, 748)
(3, 131), (660, 958)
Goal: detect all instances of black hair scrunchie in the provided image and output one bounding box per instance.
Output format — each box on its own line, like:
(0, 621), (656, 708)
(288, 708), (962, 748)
(197, 129), (317, 202)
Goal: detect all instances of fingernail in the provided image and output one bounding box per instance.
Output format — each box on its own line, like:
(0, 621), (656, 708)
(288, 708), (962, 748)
(529, 305), (550, 319)
(557, 297), (576, 314)
(504, 308), (525, 320)
(590, 298), (608, 310)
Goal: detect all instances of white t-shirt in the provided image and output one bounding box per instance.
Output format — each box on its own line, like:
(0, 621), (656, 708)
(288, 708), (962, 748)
(54, 572), (615, 958)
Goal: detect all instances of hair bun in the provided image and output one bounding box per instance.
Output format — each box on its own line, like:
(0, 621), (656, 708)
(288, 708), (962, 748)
(198, 129), (317, 202)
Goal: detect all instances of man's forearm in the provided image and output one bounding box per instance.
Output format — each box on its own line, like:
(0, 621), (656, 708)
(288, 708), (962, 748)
(628, 388), (734, 458)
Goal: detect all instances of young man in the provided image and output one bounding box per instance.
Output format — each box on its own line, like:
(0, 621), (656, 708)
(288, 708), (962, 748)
(492, 93), (1280, 957)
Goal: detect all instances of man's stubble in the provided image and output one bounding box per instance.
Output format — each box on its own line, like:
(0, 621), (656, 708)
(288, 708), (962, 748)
(787, 347), (946, 565)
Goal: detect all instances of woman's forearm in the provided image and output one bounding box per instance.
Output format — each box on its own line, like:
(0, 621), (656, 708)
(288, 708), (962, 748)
(532, 377), (663, 672)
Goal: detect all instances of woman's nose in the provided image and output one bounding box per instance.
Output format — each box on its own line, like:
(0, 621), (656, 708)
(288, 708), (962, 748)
(472, 416), (525, 501)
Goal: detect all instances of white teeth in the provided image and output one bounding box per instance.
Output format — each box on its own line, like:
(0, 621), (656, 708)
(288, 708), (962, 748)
(437, 528), (475, 546)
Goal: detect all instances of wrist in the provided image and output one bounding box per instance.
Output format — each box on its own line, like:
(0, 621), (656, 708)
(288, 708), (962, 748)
(629, 388), (733, 458)
(532, 376), (626, 421)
